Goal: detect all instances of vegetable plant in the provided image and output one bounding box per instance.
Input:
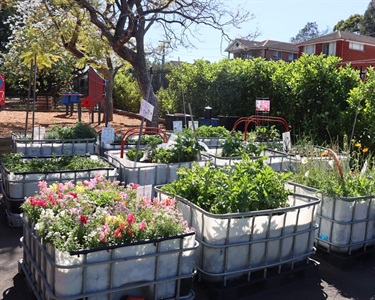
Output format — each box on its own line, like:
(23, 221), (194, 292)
(161, 155), (291, 214)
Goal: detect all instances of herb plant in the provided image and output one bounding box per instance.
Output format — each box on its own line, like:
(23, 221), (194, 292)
(44, 122), (97, 139)
(161, 155), (291, 214)
(1, 153), (110, 173)
(195, 125), (230, 138)
(221, 131), (264, 157)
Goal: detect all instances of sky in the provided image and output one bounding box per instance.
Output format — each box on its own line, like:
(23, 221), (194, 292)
(148, 0), (371, 63)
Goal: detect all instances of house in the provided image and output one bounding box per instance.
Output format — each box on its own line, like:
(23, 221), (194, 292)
(296, 31), (375, 72)
(225, 39), (298, 62)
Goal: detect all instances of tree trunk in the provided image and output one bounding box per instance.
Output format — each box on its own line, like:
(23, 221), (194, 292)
(132, 57), (159, 127)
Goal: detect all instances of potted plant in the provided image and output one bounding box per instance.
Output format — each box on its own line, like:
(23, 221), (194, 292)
(20, 175), (197, 299)
(105, 129), (208, 188)
(12, 122), (97, 156)
(290, 145), (375, 255)
(0, 153), (117, 227)
(155, 155), (320, 284)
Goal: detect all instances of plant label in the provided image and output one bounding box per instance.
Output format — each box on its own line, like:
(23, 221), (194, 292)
(173, 121), (183, 132)
(139, 99), (154, 122)
(282, 131), (291, 152)
(188, 121), (198, 129)
(101, 125), (115, 144)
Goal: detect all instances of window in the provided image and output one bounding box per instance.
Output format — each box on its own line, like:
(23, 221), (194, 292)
(273, 51), (282, 59)
(349, 42), (364, 51)
(304, 45), (315, 55)
(288, 53), (298, 61)
(322, 42), (336, 55)
(239, 52), (252, 59)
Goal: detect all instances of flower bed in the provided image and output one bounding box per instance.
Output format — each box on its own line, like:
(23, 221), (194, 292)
(0, 154), (117, 199)
(20, 176), (197, 299)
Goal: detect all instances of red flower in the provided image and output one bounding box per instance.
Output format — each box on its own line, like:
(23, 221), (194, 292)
(80, 215), (87, 224)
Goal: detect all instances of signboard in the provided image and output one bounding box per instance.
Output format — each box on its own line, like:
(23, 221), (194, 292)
(101, 124), (115, 144)
(0, 74), (5, 106)
(256, 99), (270, 112)
(173, 121), (183, 133)
(139, 99), (154, 122)
(282, 131), (291, 152)
(188, 121), (199, 129)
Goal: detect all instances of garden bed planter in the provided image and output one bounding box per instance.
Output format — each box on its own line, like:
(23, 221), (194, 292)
(105, 149), (209, 187)
(0, 155), (117, 199)
(155, 185), (320, 284)
(287, 182), (375, 255)
(12, 132), (96, 156)
(20, 219), (198, 300)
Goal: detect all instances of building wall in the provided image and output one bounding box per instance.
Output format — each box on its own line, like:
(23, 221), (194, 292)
(298, 40), (375, 72)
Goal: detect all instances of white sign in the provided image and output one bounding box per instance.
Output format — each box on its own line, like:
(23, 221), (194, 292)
(188, 121), (199, 129)
(137, 184), (153, 200)
(173, 121), (183, 133)
(101, 124), (115, 144)
(139, 99), (154, 122)
(282, 131), (292, 152)
(33, 126), (45, 140)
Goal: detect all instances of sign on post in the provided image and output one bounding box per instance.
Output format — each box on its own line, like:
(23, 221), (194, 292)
(139, 99), (154, 122)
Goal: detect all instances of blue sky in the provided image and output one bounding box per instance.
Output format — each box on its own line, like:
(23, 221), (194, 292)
(148, 0), (371, 63)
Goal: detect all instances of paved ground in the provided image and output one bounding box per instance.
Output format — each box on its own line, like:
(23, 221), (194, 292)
(1, 188), (374, 300)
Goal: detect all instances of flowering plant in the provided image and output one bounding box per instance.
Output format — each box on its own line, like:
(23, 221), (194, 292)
(21, 175), (192, 252)
(291, 144), (375, 197)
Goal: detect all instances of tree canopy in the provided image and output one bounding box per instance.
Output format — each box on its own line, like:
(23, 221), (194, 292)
(361, 0), (375, 36)
(333, 14), (363, 33)
(290, 22), (329, 44)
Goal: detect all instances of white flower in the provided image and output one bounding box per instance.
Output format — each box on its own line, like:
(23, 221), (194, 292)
(328, 160), (334, 168)
(301, 157), (308, 165)
(304, 170), (309, 177)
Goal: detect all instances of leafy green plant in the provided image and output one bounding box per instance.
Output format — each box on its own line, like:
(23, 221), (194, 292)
(221, 131), (264, 157)
(291, 146), (375, 197)
(195, 125), (230, 138)
(44, 122), (97, 139)
(1, 153), (109, 173)
(126, 129), (204, 163)
(255, 125), (280, 142)
(161, 155), (291, 214)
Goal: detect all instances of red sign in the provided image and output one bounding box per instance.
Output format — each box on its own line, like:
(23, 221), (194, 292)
(0, 74), (5, 106)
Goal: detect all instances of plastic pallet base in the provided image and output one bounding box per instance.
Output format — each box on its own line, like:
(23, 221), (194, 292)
(193, 259), (320, 300)
(312, 244), (375, 269)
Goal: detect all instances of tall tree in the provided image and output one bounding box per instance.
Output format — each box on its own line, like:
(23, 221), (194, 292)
(5, 0), (124, 121)
(361, 0), (375, 36)
(290, 22), (329, 44)
(65, 0), (253, 126)
(334, 14), (363, 33)
(0, 2), (15, 53)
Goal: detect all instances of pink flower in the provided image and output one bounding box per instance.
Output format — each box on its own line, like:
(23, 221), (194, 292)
(138, 222), (147, 231)
(129, 183), (139, 189)
(126, 213), (135, 224)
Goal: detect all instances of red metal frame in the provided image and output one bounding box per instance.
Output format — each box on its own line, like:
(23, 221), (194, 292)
(231, 115), (290, 140)
(120, 127), (169, 158)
